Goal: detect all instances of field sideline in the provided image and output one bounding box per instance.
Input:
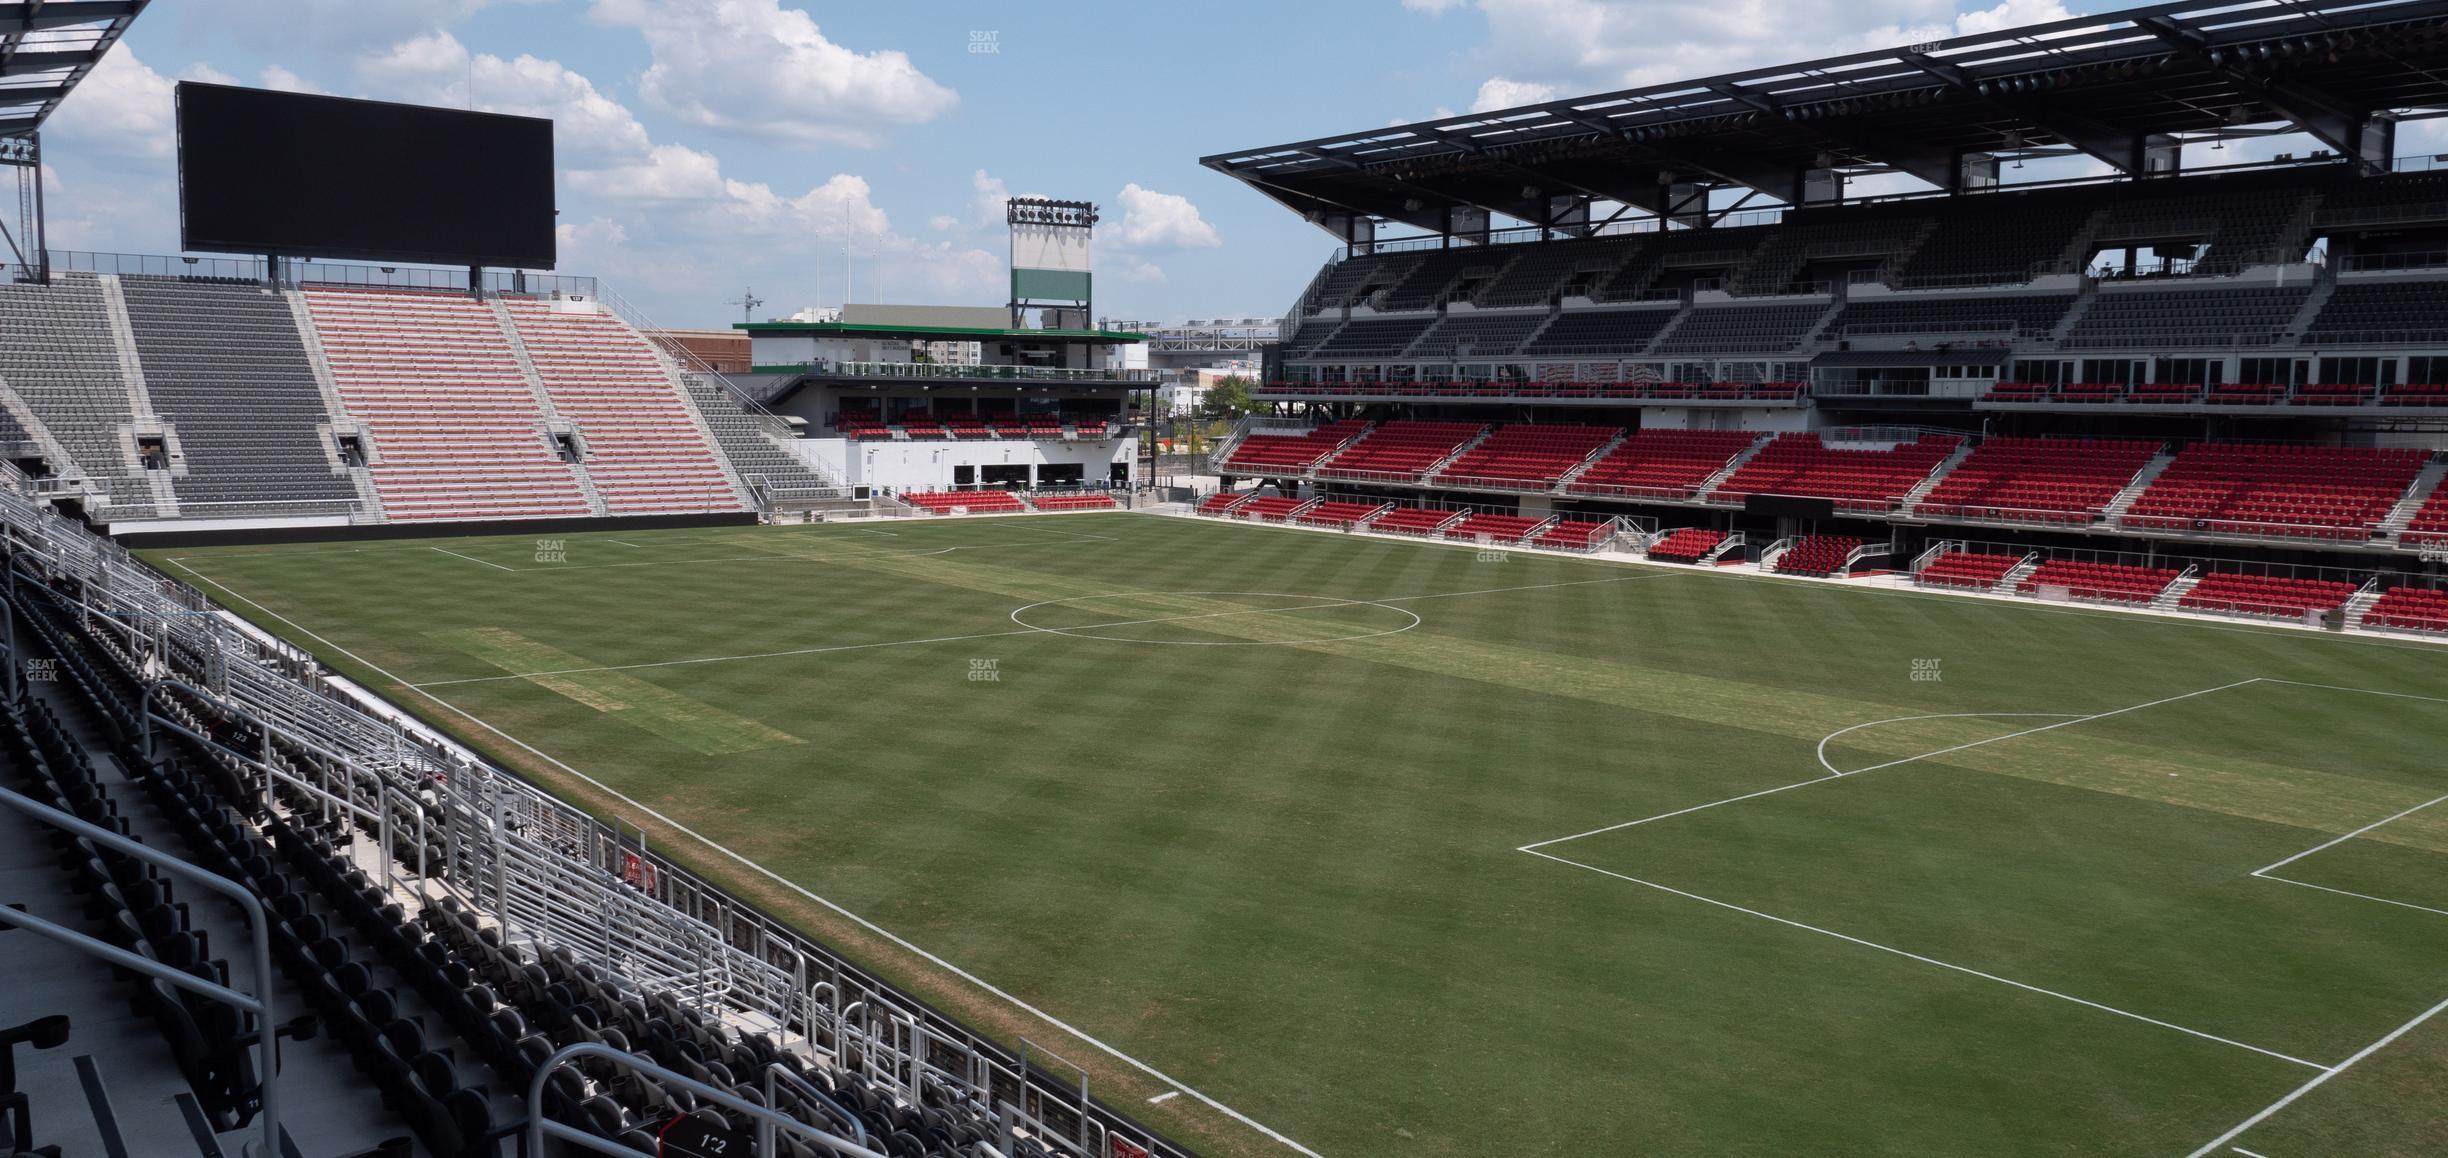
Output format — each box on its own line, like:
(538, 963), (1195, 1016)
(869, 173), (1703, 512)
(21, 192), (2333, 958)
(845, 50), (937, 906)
(146, 512), (2448, 1156)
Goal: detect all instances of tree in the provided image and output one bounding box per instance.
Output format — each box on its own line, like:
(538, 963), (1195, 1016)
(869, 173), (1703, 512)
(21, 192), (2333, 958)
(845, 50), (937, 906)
(1203, 375), (1256, 418)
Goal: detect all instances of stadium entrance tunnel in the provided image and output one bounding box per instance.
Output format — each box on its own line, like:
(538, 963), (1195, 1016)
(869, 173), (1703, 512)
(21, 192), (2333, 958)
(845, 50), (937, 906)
(1009, 591), (1422, 646)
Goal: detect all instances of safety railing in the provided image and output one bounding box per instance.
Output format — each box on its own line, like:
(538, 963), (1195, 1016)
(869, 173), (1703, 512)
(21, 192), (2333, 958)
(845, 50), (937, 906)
(0, 459), (1190, 1158)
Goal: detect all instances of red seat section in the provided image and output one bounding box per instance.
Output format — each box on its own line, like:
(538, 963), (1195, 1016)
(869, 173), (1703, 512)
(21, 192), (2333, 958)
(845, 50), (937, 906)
(2365, 587), (2448, 633)
(1712, 433), (1962, 511)
(1532, 519), (1615, 551)
(1772, 535), (1864, 577)
(1236, 495), (1310, 522)
(1433, 424), (1619, 490)
(1916, 550), (2022, 589)
(1648, 528), (1729, 563)
(1915, 437), (2159, 525)
(500, 301), (743, 516)
(2017, 560), (2180, 604)
(2178, 573), (2356, 618)
(1567, 430), (1761, 500)
(906, 490), (1027, 515)
(305, 289), (593, 522)
(1443, 513), (1545, 543)
(1196, 492), (1251, 516)
(1029, 492), (1118, 511)
(1315, 421), (1487, 482)
(1219, 421), (1371, 474)
(2402, 489), (2448, 547)
(1370, 506), (1465, 536)
(1297, 500), (1387, 528)
(2122, 443), (2427, 541)
(946, 417), (992, 439)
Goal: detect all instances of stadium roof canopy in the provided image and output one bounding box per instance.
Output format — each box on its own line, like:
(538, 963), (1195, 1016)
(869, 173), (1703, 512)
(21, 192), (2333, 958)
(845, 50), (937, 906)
(0, 0), (148, 142)
(1204, 0), (2448, 240)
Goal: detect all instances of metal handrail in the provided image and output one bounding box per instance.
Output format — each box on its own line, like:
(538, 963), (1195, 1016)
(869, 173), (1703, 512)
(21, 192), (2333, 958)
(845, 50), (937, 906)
(0, 784), (284, 1158)
(523, 1042), (888, 1158)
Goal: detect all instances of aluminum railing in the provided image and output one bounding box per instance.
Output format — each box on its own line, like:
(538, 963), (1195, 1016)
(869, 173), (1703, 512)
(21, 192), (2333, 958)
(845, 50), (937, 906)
(0, 459), (1187, 1158)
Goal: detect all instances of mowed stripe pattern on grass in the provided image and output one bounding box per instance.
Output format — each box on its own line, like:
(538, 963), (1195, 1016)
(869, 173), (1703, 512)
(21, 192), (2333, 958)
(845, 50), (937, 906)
(147, 514), (2448, 1157)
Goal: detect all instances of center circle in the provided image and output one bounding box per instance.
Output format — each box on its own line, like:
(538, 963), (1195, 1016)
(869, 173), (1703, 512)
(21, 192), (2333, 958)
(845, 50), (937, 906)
(1008, 591), (1423, 646)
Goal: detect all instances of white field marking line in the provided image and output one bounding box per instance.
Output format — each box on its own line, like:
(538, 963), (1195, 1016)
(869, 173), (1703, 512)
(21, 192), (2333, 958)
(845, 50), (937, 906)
(1181, 506), (2447, 655)
(415, 572), (1673, 688)
(2251, 793), (2448, 877)
(1520, 848), (2328, 1072)
(2182, 988), (2448, 1158)
(2232, 1149), (2271, 1158)
(2255, 874), (2448, 920)
(1520, 679), (2267, 852)
(429, 546), (517, 573)
(607, 539), (647, 549)
(163, 556), (1325, 1158)
(1147, 1091), (1181, 1105)
(1814, 713), (2082, 777)
(1008, 592), (1424, 648)
(2254, 678), (2448, 707)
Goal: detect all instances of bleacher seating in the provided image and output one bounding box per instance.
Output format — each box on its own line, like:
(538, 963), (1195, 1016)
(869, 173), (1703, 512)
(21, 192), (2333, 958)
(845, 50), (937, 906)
(2365, 586), (2448, 633)
(1477, 236), (1642, 307)
(1296, 500), (1386, 527)
(304, 289), (594, 522)
(1915, 550), (2023, 589)
(1315, 421), (1485, 481)
(946, 416), (991, 439)
(1772, 535), (1865, 577)
(2121, 443), (2428, 541)
(2062, 285), (2311, 349)
(119, 277), (358, 518)
(1566, 430), (1760, 500)
(1518, 307), (1681, 356)
(2178, 573), (2356, 619)
(2292, 383), (2376, 407)
(1913, 437), (2159, 525)
(1369, 506), (1464, 536)
(1648, 528), (1730, 563)
(1196, 492), (1251, 516)
(0, 274), (157, 515)
(1443, 513), (1545, 544)
(1712, 434), (1960, 511)
(1830, 293), (2075, 340)
(1531, 519), (1615, 552)
(681, 377), (841, 500)
(2017, 559), (2181, 603)
(1234, 494), (1309, 521)
(503, 300), (743, 515)
(1434, 424), (1618, 489)
(2304, 280), (2448, 345)
(1312, 316), (1437, 358)
(1028, 491), (1119, 511)
(1895, 193), (2091, 287)
(905, 489), (1027, 515)
(1381, 249), (1510, 310)
(1405, 312), (1550, 359)
(1651, 302), (1830, 354)
(1218, 420), (1370, 474)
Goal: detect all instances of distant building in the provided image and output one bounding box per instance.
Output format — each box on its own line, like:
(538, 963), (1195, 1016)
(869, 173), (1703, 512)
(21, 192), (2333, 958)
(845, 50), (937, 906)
(647, 328), (752, 373)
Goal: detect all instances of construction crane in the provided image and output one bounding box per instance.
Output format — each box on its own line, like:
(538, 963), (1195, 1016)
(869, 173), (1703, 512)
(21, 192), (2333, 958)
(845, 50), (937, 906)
(726, 287), (766, 324)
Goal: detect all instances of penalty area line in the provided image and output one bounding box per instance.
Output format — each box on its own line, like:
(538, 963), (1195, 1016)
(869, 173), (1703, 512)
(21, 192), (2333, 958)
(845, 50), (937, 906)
(1520, 848), (2328, 1073)
(2182, 988), (2448, 1158)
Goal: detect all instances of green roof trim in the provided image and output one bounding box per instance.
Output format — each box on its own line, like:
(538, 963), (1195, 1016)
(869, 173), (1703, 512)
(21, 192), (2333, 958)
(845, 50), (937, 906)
(735, 320), (1148, 343)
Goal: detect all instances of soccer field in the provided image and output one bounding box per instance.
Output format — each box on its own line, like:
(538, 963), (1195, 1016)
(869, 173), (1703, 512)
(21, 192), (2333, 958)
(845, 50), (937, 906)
(146, 513), (2448, 1157)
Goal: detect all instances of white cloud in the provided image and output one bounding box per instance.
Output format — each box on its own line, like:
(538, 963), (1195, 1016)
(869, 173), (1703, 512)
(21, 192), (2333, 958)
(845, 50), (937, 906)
(928, 214), (960, 232)
(256, 66), (328, 95)
(1471, 76), (1555, 112)
(180, 63), (241, 87)
(1114, 184), (1220, 250)
(49, 47), (176, 160)
(355, 33), (652, 162)
(1422, 0), (2079, 101)
(588, 0), (957, 147)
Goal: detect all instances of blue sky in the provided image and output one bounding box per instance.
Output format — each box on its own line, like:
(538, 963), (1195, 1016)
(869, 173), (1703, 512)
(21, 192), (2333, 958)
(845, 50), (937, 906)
(36, 0), (2293, 327)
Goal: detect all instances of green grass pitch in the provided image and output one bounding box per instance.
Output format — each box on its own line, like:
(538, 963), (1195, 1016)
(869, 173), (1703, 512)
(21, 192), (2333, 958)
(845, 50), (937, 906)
(145, 513), (2448, 1157)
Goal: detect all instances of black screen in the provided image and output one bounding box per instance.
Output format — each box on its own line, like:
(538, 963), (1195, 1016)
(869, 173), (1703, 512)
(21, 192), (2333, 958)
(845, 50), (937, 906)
(177, 83), (555, 269)
(1745, 494), (1838, 520)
